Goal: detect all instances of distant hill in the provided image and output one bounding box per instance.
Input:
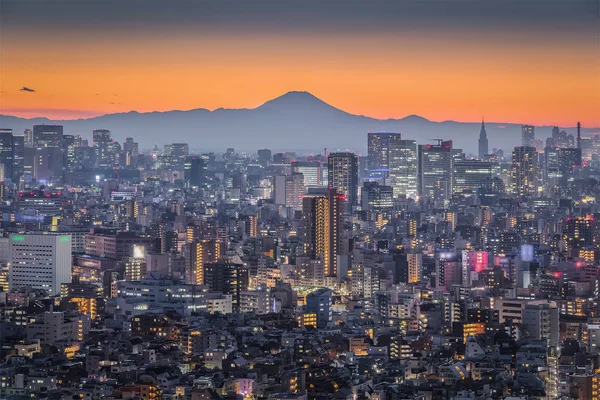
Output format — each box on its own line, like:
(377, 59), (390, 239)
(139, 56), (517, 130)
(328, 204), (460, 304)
(0, 91), (595, 154)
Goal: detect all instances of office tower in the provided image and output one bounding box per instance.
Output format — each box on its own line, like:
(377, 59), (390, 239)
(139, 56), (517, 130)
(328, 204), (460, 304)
(33, 125), (63, 148)
(521, 125), (535, 147)
(292, 160), (323, 187)
(558, 147), (582, 186)
(257, 149), (272, 166)
(367, 132), (401, 170)
(327, 152), (358, 210)
(62, 134), (77, 173)
(302, 190), (344, 277)
(274, 173), (305, 210)
(522, 302), (559, 346)
(361, 182), (393, 210)
(564, 215), (595, 250)
(92, 129), (114, 167)
(35, 147), (65, 184)
(452, 160), (493, 196)
(165, 143), (189, 169)
(18, 190), (63, 216)
(123, 137), (139, 166)
(0, 129), (13, 181)
(306, 288), (333, 328)
(543, 146), (560, 188)
(12, 134), (24, 183)
(203, 260), (249, 312)
(185, 239), (222, 284)
(9, 233), (72, 296)
(24, 129), (33, 148)
(389, 139), (417, 199)
(511, 146), (538, 198)
(418, 140), (453, 201)
(184, 156), (206, 187)
(478, 118), (488, 159)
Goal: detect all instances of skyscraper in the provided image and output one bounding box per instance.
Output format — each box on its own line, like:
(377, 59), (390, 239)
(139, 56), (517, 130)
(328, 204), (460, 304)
(367, 132), (401, 170)
(12, 134), (24, 183)
(9, 233), (72, 296)
(389, 139), (417, 199)
(0, 129), (14, 181)
(302, 189), (344, 277)
(23, 129), (33, 148)
(274, 173), (305, 210)
(453, 160), (493, 196)
(558, 148), (582, 187)
(478, 118), (488, 159)
(184, 156), (206, 187)
(521, 125), (535, 147)
(418, 140), (453, 201)
(327, 152), (358, 210)
(93, 129), (113, 168)
(33, 125), (63, 148)
(511, 146), (538, 198)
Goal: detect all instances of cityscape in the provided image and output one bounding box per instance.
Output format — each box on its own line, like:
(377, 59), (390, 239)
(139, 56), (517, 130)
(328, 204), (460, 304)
(0, 1), (600, 400)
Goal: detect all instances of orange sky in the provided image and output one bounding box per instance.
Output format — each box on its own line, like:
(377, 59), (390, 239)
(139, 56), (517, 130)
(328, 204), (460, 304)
(1, 29), (599, 127)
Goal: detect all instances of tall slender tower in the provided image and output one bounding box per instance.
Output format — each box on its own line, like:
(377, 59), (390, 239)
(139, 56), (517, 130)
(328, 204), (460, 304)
(478, 118), (488, 159)
(577, 122), (582, 150)
(302, 189), (344, 277)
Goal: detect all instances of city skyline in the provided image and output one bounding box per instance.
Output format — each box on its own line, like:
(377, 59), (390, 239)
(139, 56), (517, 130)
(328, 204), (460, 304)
(1, 0), (599, 126)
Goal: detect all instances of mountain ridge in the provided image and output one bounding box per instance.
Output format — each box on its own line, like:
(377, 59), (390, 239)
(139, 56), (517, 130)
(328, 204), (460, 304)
(0, 91), (596, 154)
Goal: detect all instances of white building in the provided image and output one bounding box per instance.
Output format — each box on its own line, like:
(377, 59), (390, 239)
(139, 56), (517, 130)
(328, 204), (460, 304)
(9, 233), (72, 296)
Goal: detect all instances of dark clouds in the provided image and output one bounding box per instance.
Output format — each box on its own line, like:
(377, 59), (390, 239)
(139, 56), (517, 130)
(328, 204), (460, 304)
(2, 0), (598, 37)
(19, 87), (35, 92)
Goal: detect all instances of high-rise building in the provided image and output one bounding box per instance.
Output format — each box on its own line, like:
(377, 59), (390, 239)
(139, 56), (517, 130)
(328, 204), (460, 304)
(165, 143), (189, 169)
(34, 147), (65, 184)
(24, 129), (33, 148)
(33, 125), (63, 148)
(521, 125), (535, 147)
(203, 260), (249, 312)
(124, 245), (147, 281)
(0, 129), (14, 181)
(184, 156), (206, 187)
(543, 146), (561, 189)
(257, 149), (272, 166)
(361, 182), (393, 210)
(418, 140), (453, 201)
(123, 137), (139, 166)
(9, 233), (72, 296)
(367, 132), (401, 170)
(302, 189), (344, 277)
(12, 134), (24, 183)
(511, 146), (538, 198)
(274, 173), (305, 210)
(558, 147), (582, 187)
(453, 160), (494, 196)
(328, 152), (358, 209)
(389, 139), (417, 199)
(185, 239), (222, 285)
(478, 118), (488, 159)
(522, 302), (559, 346)
(93, 129), (114, 168)
(564, 215), (595, 250)
(292, 160), (323, 187)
